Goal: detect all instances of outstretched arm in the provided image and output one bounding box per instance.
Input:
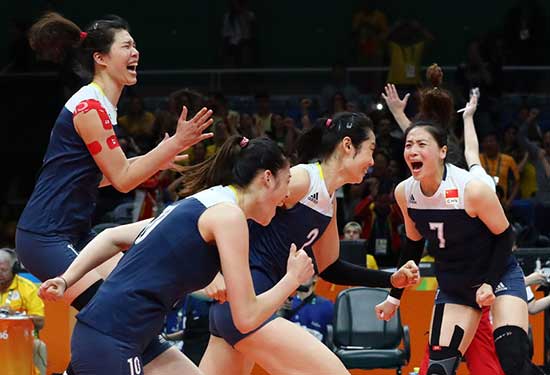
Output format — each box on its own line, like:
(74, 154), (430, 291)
(39, 220), (151, 300)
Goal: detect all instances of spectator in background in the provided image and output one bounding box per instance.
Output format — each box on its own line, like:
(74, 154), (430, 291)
(118, 96), (156, 152)
(206, 121), (231, 158)
(279, 276), (334, 344)
(164, 294), (213, 366)
(352, 1), (388, 66)
(209, 92), (240, 135)
(480, 132), (521, 210)
(253, 92), (273, 134)
(455, 40), (502, 136)
(288, 97), (318, 131)
(386, 19), (433, 116)
(320, 63), (360, 115)
(374, 115), (404, 162)
(154, 88), (205, 143)
(267, 114), (300, 158)
(238, 112), (262, 139)
(518, 109), (550, 236)
(221, 0), (257, 67)
(0, 249), (47, 375)
(351, 0), (388, 90)
(327, 92), (347, 118)
(354, 175), (403, 267)
(343, 221), (379, 270)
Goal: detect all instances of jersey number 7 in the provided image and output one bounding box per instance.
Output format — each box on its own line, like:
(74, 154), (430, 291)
(429, 222), (446, 248)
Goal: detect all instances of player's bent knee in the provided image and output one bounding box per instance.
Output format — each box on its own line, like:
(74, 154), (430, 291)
(494, 325), (536, 375)
(427, 346), (462, 375)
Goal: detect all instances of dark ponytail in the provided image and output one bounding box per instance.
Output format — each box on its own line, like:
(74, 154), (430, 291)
(413, 64), (465, 167)
(417, 63), (454, 129)
(296, 112), (373, 163)
(178, 136), (288, 197)
(29, 12), (129, 81)
(29, 12), (82, 64)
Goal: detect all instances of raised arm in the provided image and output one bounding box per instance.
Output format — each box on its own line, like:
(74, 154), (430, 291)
(462, 94), (481, 168)
(205, 204), (314, 333)
(39, 219), (151, 300)
(76, 104), (213, 193)
(381, 83), (412, 132)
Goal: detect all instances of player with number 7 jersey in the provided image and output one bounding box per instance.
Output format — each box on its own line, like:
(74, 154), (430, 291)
(201, 112), (420, 375)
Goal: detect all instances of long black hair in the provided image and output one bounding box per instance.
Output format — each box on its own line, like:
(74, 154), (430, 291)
(296, 112), (374, 163)
(178, 136), (288, 197)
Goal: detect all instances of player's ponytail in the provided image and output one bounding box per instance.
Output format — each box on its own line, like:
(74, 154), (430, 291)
(178, 136), (287, 197)
(296, 112), (374, 163)
(417, 63), (454, 129)
(29, 12), (129, 82)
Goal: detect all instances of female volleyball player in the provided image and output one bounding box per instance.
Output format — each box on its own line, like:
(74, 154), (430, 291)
(376, 106), (540, 374)
(15, 12), (213, 374)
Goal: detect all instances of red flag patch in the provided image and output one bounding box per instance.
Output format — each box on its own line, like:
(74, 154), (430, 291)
(445, 189), (459, 199)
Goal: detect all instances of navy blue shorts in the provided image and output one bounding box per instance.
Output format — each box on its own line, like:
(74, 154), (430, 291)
(210, 269), (278, 346)
(435, 261), (527, 310)
(72, 321), (143, 375)
(16, 228), (172, 365)
(15, 228), (95, 281)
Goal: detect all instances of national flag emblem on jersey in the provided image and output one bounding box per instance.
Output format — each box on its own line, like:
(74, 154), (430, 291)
(444, 189), (459, 205)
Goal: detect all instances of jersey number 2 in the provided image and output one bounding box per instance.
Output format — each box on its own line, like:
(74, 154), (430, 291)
(300, 228), (319, 250)
(429, 222), (446, 248)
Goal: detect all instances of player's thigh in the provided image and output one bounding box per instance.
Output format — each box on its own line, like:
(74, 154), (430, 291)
(200, 335), (254, 375)
(143, 345), (202, 375)
(235, 317), (349, 375)
(492, 295), (529, 332)
(429, 303), (481, 354)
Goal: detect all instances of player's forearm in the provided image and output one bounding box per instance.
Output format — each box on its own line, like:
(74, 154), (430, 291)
(391, 110), (412, 132)
(62, 230), (124, 287)
(231, 274), (299, 334)
(111, 139), (180, 193)
(319, 258), (392, 288)
(463, 116), (480, 167)
(99, 156), (141, 188)
(529, 296), (550, 315)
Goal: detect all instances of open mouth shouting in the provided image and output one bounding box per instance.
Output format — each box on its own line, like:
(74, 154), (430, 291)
(127, 64), (138, 74)
(410, 161), (423, 173)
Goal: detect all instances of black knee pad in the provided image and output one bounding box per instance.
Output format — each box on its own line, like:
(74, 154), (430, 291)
(493, 325), (544, 375)
(70, 279), (103, 311)
(427, 346), (462, 375)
